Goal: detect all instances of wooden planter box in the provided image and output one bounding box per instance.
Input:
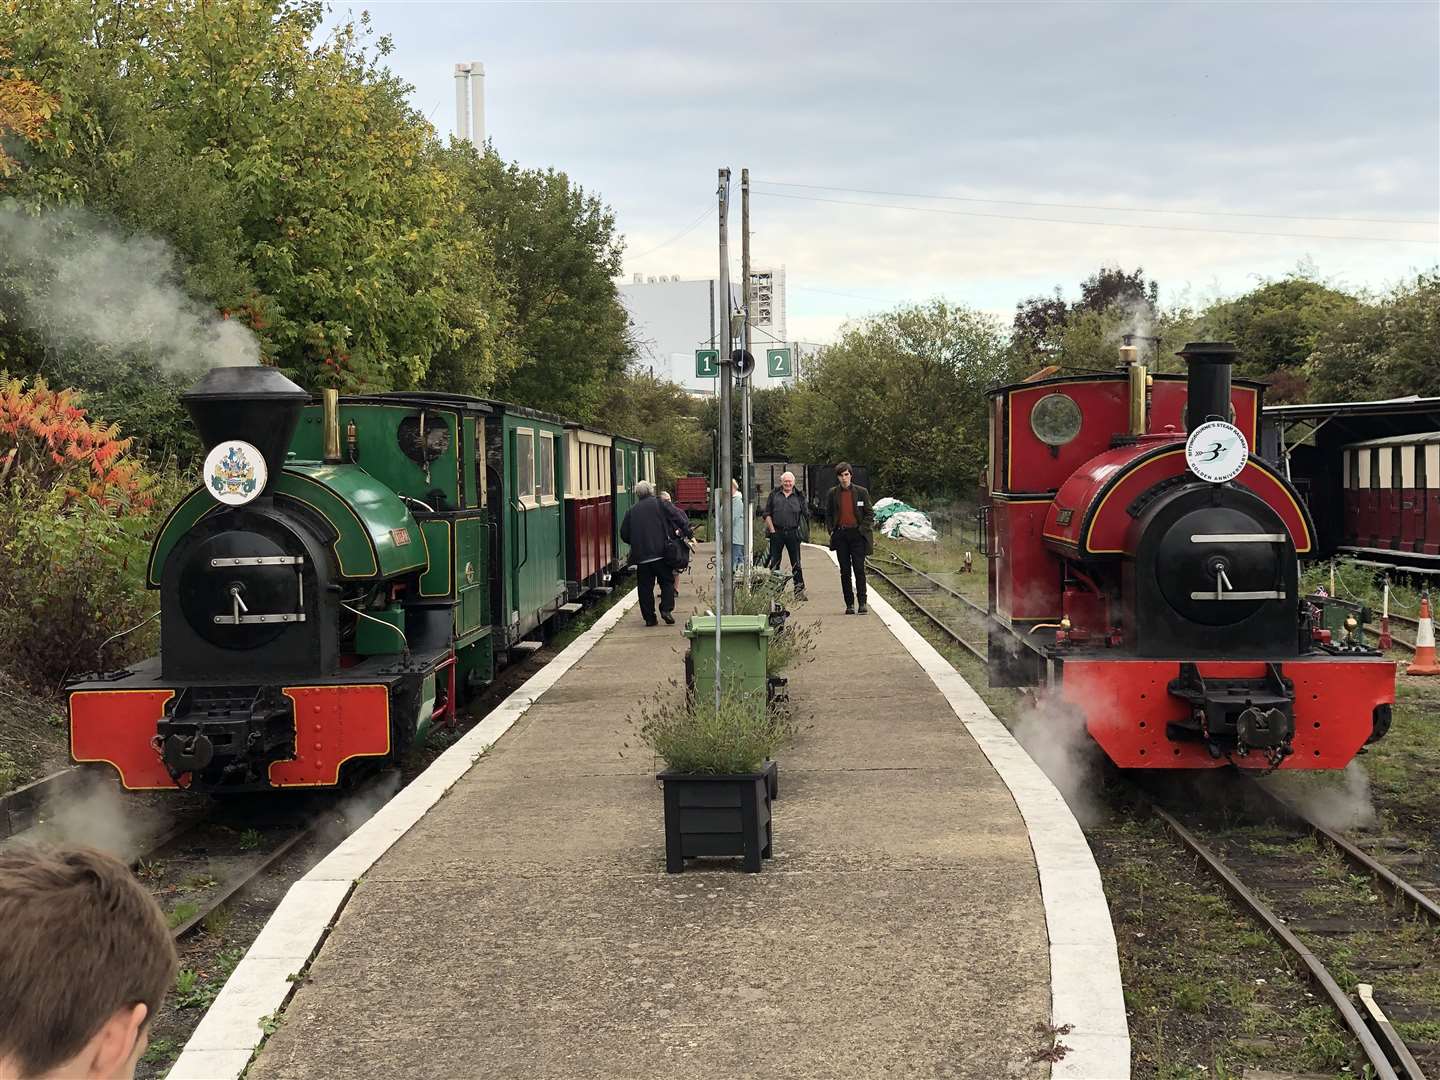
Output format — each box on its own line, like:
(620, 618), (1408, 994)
(658, 770), (773, 873)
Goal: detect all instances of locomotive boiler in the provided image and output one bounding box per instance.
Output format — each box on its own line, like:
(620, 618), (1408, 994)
(983, 342), (1395, 770)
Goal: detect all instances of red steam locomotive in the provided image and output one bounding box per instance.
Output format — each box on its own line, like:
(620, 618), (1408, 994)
(982, 342), (1395, 770)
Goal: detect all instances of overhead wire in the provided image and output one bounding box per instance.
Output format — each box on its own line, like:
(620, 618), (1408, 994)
(626, 203), (715, 262)
(753, 178), (1439, 229)
(752, 189), (1440, 246)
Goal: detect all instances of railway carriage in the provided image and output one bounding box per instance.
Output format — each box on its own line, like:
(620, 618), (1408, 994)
(1264, 396), (1440, 574)
(984, 343), (1395, 771)
(488, 401), (569, 646)
(564, 423), (615, 596)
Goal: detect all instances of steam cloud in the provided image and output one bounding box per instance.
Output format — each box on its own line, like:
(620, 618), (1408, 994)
(1012, 694), (1107, 826)
(0, 208), (259, 371)
(1261, 759), (1378, 831)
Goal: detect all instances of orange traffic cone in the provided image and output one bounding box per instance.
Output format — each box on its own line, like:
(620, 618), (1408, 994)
(1408, 594), (1440, 676)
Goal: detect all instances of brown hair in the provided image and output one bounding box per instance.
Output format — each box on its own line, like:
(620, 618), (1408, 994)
(0, 846), (176, 1076)
(834, 462), (852, 477)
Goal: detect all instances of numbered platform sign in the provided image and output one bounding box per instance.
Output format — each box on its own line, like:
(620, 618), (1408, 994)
(695, 349), (719, 378)
(766, 348), (792, 378)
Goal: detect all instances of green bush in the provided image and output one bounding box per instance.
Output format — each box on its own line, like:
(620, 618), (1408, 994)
(0, 479), (164, 690)
(634, 682), (796, 775)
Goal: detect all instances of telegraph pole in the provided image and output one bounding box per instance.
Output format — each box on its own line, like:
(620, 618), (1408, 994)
(716, 168), (734, 616)
(740, 168), (753, 584)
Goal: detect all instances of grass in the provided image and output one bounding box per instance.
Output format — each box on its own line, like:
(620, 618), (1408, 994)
(238, 828), (262, 850)
(166, 901), (199, 929)
(139, 1037), (179, 1067)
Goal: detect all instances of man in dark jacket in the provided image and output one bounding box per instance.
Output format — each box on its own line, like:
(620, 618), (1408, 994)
(620, 481), (677, 626)
(763, 470), (808, 600)
(825, 462), (874, 614)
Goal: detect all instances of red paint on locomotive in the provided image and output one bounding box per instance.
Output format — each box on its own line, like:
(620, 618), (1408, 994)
(1059, 659), (1393, 769)
(70, 689), (182, 790)
(984, 343), (1394, 770)
(269, 684), (392, 787)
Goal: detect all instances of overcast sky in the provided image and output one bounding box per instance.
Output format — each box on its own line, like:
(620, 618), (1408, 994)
(339, 1), (1439, 345)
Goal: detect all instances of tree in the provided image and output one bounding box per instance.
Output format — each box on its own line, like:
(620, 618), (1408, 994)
(785, 300), (1014, 500)
(1076, 265), (1158, 316)
(0, 1), (513, 401)
(1011, 266), (1159, 371)
(443, 146), (631, 417)
(1306, 274), (1440, 402)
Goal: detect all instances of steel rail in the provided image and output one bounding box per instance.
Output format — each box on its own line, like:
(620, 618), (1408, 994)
(1145, 799), (1402, 1080)
(168, 827), (314, 940)
(874, 549), (988, 616)
(167, 768), (400, 940)
(1245, 781), (1440, 925)
(864, 559), (988, 664)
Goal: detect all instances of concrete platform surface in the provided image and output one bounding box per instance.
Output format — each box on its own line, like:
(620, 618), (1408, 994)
(214, 545), (1124, 1079)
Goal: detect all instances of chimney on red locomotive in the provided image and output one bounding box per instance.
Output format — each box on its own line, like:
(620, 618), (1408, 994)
(1178, 341), (1237, 432)
(182, 366), (309, 491)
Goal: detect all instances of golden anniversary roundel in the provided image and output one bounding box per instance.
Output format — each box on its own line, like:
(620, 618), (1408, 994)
(204, 440), (267, 506)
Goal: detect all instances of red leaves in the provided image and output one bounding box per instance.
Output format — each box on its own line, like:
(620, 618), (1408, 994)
(0, 376), (153, 510)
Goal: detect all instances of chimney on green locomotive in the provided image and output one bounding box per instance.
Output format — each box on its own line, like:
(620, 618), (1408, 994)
(182, 366), (309, 492)
(1178, 341), (1237, 431)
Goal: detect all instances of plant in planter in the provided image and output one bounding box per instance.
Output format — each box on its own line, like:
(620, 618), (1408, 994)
(635, 682), (797, 873)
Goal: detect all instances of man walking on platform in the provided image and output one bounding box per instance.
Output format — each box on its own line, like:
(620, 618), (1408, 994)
(825, 462), (874, 614)
(763, 470), (808, 600)
(620, 481), (677, 626)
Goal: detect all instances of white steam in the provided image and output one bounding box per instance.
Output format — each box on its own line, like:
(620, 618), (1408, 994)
(1012, 694), (1107, 826)
(0, 208), (259, 371)
(36, 772), (145, 862)
(1105, 295), (1158, 358)
(1261, 760), (1378, 832)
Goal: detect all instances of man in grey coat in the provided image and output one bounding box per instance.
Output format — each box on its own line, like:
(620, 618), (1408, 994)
(763, 470), (808, 600)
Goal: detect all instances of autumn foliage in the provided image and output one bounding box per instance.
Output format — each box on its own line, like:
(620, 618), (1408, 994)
(0, 375), (154, 509)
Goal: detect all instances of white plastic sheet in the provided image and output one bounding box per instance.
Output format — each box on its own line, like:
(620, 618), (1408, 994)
(873, 497), (938, 542)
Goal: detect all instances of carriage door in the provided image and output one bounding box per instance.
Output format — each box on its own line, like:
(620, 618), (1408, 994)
(1402, 444), (1420, 550)
(1384, 445), (1401, 549)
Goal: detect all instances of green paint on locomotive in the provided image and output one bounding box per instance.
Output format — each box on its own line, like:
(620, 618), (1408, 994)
(146, 466), (423, 587)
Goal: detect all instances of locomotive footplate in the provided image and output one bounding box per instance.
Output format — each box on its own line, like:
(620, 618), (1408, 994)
(1166, 662), (1295, 764)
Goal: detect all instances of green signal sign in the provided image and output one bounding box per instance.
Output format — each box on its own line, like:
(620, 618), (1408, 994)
(695, 349), (719, 378)
(766, 348), (793, 378)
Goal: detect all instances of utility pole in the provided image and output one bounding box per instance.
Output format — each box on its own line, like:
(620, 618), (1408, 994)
(740, 168), (753, 584)
(716, 168), (734, 617)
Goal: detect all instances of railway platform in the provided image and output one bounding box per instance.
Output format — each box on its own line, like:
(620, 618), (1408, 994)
(173, 545), (1128, 1079)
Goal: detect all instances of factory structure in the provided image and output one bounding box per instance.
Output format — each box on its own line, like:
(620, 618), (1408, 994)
(618, 268), (800, 394)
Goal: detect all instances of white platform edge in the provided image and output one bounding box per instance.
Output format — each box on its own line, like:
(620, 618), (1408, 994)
(169, 588), (641, 1080)
(822, 546), (1132, 1078)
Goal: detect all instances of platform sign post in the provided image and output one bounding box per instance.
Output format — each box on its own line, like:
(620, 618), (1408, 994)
(695, 349), (719, 379)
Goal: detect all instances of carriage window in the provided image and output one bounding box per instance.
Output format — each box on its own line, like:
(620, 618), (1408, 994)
(517, 430), (536, 505)
(1420, 445), (1430, 492)
(1393, 447), (1403, 489)
(615, 446), (624, 487)
(1369, 450), (1380, 490)
(538, 433), (555, 503)
(1030, 393), (1083, 447)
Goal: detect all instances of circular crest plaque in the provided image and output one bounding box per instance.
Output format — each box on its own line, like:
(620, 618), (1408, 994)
(203, 440), (267, 506)
(1185, 420), (1249, 484)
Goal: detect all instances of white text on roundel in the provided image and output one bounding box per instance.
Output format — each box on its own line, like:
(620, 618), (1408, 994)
(204, 440), (268, 506)
(1185, 420), (1249, 484)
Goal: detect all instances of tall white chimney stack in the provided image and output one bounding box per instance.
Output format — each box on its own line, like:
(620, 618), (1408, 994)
(453, 61), (485, 145)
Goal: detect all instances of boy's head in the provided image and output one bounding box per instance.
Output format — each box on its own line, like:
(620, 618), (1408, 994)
(0, 846), (177, 1080)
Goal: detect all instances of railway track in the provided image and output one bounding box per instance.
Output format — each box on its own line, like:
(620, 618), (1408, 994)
(863, 552), (989, 663)
(1141, 776), (1440, 1079)
(864, 553), (1440, 1074)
